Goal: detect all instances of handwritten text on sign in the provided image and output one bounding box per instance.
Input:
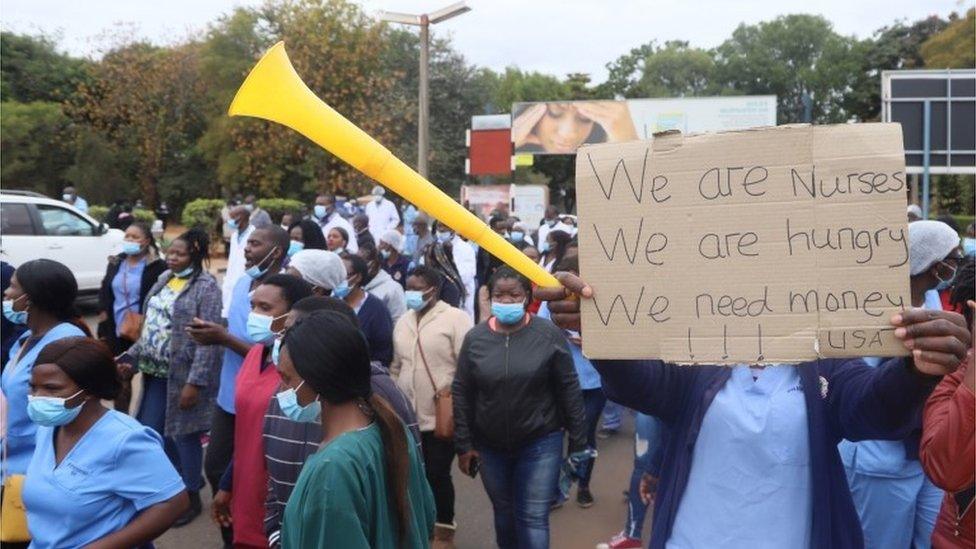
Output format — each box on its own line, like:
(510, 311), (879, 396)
(576, 124), (911, 363)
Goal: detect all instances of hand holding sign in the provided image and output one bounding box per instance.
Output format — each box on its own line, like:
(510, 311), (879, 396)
(535, 272), (591, 332)
(892, 309), (971, 375)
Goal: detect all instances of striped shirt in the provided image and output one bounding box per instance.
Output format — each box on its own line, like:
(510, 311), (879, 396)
(262, 362), (421, 546)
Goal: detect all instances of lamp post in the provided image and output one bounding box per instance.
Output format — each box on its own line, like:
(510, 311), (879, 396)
(379, 2), (470, 178)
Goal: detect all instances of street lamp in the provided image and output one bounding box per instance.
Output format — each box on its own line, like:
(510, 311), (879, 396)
(379, 2), (471, 178)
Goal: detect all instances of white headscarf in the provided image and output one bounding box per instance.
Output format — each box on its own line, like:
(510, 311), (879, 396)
(908, 220), (959, 276)
(379, 229), (404, 252)
(289, 249), (346, 290)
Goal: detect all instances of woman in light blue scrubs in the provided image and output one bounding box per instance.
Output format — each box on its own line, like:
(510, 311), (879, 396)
(22, 337), (188, 548)
(1, 259), (89, 478)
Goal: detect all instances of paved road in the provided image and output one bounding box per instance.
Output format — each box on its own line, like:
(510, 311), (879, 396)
(81, 302), (652, 549)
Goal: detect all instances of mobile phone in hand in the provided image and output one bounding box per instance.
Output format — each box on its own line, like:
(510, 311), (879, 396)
(467, 456), (480, 479)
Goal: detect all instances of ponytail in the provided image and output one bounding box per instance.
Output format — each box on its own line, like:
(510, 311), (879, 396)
(369, 394), (411, 546)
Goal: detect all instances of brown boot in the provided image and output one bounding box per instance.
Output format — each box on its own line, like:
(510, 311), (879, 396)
(431, 522), (456, 549)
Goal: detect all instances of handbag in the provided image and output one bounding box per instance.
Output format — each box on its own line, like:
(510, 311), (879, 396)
(1, 342), (31, 543)
(118, 264), (144, 342)
(417, 332), (454, 440)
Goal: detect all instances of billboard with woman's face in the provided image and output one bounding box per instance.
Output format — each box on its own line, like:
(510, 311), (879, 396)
(512, 96), (777, 155)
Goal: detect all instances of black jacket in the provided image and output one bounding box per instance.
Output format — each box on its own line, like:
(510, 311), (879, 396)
(453, 315), (587, 454)
(97, 254), (167, 353)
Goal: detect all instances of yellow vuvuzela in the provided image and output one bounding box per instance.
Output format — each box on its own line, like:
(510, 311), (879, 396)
(229, 42), (560, 288)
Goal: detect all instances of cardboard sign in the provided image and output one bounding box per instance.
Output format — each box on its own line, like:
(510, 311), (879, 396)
(576, 124), (911, 363)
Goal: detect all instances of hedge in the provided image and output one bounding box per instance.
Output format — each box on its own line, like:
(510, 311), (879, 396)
(182, 199), (227, 237)
(256, 198), (306, 223)
(86, 205), (155, 224)
(88, 205), (109, 222)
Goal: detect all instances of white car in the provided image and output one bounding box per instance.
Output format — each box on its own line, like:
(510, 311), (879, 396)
(1, 190), (125, 294)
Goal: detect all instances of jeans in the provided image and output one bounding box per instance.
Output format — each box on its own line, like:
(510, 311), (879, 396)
(577, 389), (607, 488)
(135, 375), (206, 493)
(601, 400), (623, 431)
(135, 374), (167, 435)
(625, 413), (665, 539)
(169, 432), (206, 492)
(421, 431), (456, 525)
(478, 430), (563, 549)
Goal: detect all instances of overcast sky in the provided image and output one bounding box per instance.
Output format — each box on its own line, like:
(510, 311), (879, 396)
(2, 0), (972, 81)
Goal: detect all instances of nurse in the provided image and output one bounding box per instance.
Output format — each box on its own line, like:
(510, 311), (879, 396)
(2, 259), (90, 478)
(22, 337), (187, 548)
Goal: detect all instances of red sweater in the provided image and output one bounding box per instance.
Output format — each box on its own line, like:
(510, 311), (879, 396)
(921, 365), (975, 548)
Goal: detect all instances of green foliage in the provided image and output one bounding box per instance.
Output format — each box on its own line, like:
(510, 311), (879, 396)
(0, 101), (74, 196)
(602, 41), (716, 98)
(921, 9), (976, 68)
(954, 215), (975, 234)
(0, 32), (88, 102)
(88, 205), (109, 222)
(255, 198), (305, 222)
(132, 208), (156, 223)
(181, 198), (226, 236)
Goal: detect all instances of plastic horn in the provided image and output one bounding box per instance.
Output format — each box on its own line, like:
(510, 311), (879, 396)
(229, 42), (560, 288)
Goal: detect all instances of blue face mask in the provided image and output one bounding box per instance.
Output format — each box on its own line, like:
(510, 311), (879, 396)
(510, 231), (524, 243)
(272, 336), (283, 364)
(276, 381), (321, 423)
(313, 205), (328, 219)
(122, 241), (143, 256)
(245, 247), (278, 279)
(333, 279), (352, 299)
(2, 296), (28, 325)
(228, 218), (239, 230)
(405, 290), (429, 311)
(288, 240), (304, 257)
(436, 231), (453, 244)
(492, 301), (526, 325)
(174, 266), (195, 278)
(380, 249), (391, 260)
(28, 389), (84, 427)
(963, 237), (976, 257)
(247, 311), (286, 344)
(538, 241), (550, 254)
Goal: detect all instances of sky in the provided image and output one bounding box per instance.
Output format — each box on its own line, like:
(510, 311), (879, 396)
(2, 0), (972, 82)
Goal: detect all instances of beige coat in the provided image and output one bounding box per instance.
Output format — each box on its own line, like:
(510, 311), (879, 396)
(390, 300), (473, 432)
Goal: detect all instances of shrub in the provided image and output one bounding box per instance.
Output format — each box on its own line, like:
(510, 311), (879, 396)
(88, 205), (109, 222)
(182, 198), (226, 237)
(955, 215), (975, 234)
(132, 208), (156, 223)
(256, 198), (306, 223)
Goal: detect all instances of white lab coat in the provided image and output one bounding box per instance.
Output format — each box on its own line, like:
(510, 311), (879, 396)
(451, 235), (477, 320)
(365, 198), (400, 240)
(221, 224), (255, 318)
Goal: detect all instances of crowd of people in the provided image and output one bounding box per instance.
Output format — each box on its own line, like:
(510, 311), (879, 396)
(0, 190), (973, 549)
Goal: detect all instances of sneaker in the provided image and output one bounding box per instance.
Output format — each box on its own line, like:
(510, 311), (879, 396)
(576, 487), (594, 508)
(551, 493), (567, 510)
(595, 531), (643, 549)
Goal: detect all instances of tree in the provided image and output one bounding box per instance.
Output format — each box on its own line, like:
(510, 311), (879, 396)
(921, 9), (976, 69)
(0, 32), (88, 103)
(602, 40), (716, 99)
(0, 101), (75, 195)
(713, 15), (863, 123)
(67, 42), (209, 207)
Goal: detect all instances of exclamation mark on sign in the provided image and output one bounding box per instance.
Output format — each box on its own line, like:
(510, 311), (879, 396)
(687, 327), (694, 360)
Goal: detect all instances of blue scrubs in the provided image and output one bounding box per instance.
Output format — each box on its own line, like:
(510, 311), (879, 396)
(23, 410), (184, 549)
(1, 323), (86, 476)
(111, 259), (146, 336)
(217, 275), (254, 413)
(837, 290), (945, 548)
(668, 365), (812, 549)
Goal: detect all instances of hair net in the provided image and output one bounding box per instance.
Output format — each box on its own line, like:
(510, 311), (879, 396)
(379, 229), (403, 252)
(907, 204), (922, 219)
(289, 250), (346, 290)
(908, 220), (960, 276)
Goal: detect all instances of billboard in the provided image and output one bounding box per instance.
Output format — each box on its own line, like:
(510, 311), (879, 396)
(512, 96), (776, 155)
(881, 69), (976, 175)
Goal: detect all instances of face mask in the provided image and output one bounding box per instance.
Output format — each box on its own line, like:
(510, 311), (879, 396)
(174, 266), (195, 278)
(288, 240), (304, 257)
(405, 290), (430, 311)
(492, 301), (526, 325)
(272, 336), (283, 364)
(2, 295), (28, 325)
(62, 194), (73, 202)
(276, 381), (321, 423)
(436, 231), (453, 244)
(333, 279), (352, 299)
(247, 311), (286, 344)
(963, 237), (976, 257)
(539, 241), (550, 254)
(245, 247), (278, 279)
(547, 219), (557, 228)
(934, 262), (957, 291)
(228, 218), (239, 230)
(122, 241), (143, 256)
(373, 195), (383, 203)
(510, 231), (524, 243)
(313, 205), (328, 219)
(334, 246), (345, 255)
(244, 204), (255, 212)
(380, 249), (391, 260)
(28, 389), (84, 427)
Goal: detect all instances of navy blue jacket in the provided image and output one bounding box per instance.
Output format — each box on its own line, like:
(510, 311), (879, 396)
(593, 357), (938, 549)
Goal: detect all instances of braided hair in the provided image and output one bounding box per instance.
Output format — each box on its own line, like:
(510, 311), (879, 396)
(174, 228), (210, 278)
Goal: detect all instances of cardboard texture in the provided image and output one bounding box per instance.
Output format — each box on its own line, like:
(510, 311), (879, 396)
(576, 123), (912, 363)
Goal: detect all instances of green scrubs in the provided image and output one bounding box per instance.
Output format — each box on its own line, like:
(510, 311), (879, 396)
(281, 422), (435, 549)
